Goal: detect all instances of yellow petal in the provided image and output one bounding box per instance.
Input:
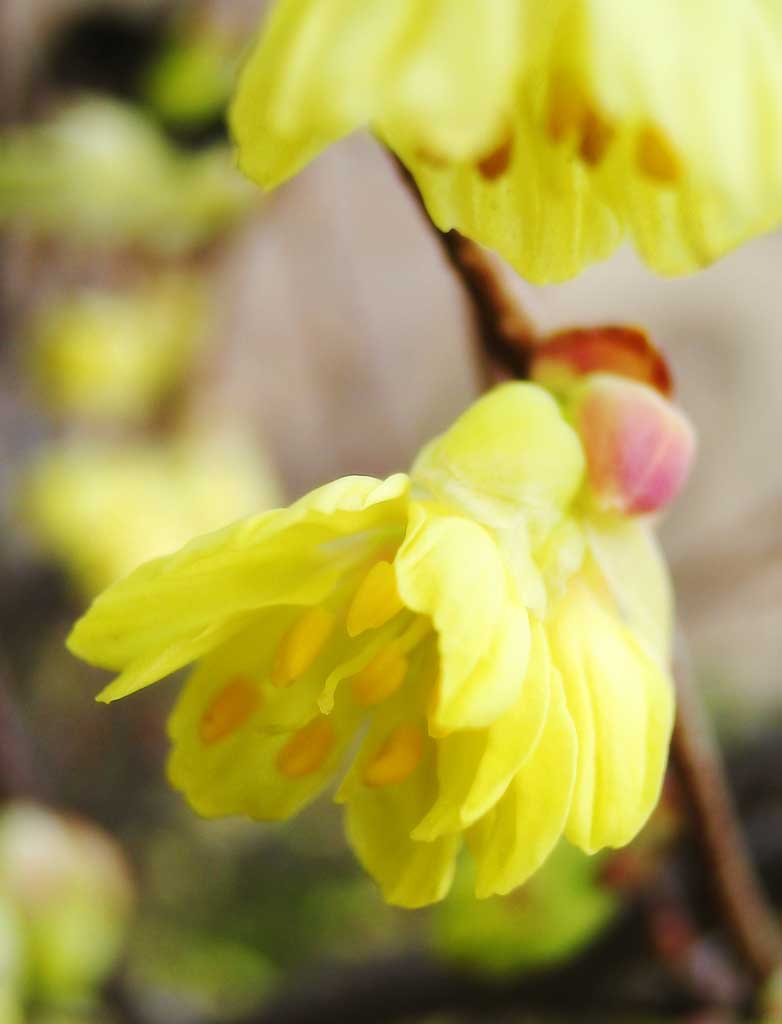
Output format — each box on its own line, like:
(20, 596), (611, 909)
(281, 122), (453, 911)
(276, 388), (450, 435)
(468, 666), (577, 897)
(395, 502), (529, 732)
(341, 696), (459, 908)
(585, 515), (673, 665)
(231, 0), (523, 189)
(410, 383), (584, 542)
(548, 576), (674, 854)
(68, 473), (409, 701)
(413, 622), (551, 841)
(587, 0), (782, 273)
(395, 111), (622, 285)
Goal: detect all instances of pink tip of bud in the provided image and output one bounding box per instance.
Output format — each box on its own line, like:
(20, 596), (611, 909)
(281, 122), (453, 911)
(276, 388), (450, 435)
(531, 325), (673, 398)
(574, 375), (695, 516)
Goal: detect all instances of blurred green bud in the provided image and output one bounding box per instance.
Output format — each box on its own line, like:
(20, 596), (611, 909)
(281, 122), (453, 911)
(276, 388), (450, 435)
(0, 896), (26, 1024)
(22, 432), (283, 598)
(0, 98), (255, 253)
(0, 803), (134, 1007)
(128, 923), (276, 1019)
(432, 843), (618, 974)
(27, 277), (203, 422)
(143, 32), (237, 129)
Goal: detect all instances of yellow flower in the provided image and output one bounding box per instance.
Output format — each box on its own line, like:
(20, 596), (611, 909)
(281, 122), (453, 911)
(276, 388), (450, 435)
(68, 383), (677, 907)
(231, 0), (782, 281)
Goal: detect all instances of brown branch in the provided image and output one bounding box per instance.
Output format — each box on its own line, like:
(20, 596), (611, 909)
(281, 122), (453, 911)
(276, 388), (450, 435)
(394, 159), (536, 385)
(0, 652), (46, 803)
(673, 641), (782, 982)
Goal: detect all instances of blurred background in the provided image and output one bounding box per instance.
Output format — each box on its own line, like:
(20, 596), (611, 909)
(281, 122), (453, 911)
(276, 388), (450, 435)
(1, 2), (781, 1022)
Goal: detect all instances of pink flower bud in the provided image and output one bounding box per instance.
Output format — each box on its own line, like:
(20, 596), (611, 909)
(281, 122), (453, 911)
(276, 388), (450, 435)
(573, 375), (695, 515)
(531, 326), (673, 397)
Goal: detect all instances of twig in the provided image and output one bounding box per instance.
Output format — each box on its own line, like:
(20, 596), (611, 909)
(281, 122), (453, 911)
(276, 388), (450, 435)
(394, 160), (536, 384)
(0, 652), (45, 802)
(673, 641), (782, 981)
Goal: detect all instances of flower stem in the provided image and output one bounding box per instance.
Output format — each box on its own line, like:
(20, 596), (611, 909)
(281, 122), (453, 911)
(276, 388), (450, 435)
(0, 653), (45, 802)
(396, 150), (782, 989)
(673, 642), (782, 982)
(394, 159), (536, 384)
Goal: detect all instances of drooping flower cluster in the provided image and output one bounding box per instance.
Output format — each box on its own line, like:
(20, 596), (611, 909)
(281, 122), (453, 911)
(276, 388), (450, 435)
(231, 0), (782, 281)
(68, 350), (693, 907)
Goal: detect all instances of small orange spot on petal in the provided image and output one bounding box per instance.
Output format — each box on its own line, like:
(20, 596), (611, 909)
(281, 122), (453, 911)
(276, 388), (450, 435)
(637, 125), (680, 184)
(200, 677), (259, 746)
(477, 135), (514, 180)
(547, 76), (613, 166)
(276, 717), (335, 779)
(363, 724), (424, 788)
(547, 76), (587, 143)
(578, 110), (613, 166)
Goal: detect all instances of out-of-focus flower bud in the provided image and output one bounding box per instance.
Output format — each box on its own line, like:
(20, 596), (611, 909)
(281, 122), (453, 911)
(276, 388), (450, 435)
(143, 30), (237, 129)
(0, 897), (25, 1024)
(27, 277), (203, 423)
(0, 803), (134, 1007)
(531, 326), (672, 398)
(572, 374), (695, 516)
(432, 843), (618, 974)
(0, 98), (255, 253)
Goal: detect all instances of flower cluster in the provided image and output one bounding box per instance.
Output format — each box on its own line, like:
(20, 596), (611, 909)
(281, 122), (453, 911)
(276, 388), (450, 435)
(231, 0), (782, 281)
(69, 348), (693, 907)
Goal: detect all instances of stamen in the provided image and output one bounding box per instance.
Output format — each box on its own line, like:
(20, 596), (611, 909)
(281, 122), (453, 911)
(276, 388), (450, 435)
(477, 135), (514, 180)
(271, 607), (335, 687)
(637, 125), (680, 183)
(363, 724), (424, 787)
(351, 644), (408, 708)
(200, 677), (259, 746)
(276, 717), (335, 778)
(346, 561), (404, 638)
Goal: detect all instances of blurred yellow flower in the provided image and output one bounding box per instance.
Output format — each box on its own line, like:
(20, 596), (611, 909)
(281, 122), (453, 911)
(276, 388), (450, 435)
(24, 434), (282, 598)
(68, 383), (681, 907)
(231, 0), (782, 281)
(27, 277), (203, 423)
(0, 803), (134, 1008)
(0, 98), (255, 253)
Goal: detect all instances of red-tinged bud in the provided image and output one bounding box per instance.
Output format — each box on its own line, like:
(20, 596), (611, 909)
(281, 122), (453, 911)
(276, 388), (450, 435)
(531, 326), (673, 397)
(573, 375), (695, 515)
